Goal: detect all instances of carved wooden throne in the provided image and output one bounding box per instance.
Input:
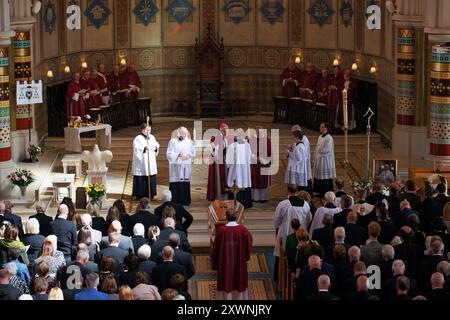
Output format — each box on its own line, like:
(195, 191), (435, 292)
(195, 24), (225, 118)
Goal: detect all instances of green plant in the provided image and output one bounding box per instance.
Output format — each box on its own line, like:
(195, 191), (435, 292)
(28, 144), (42, 160)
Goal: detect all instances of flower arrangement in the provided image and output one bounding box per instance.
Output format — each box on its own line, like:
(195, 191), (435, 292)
(351, 178), (373, 192)
(85, 183), (106, 201)
(28, 144), (42, 162)
(7, 169), (35, 196)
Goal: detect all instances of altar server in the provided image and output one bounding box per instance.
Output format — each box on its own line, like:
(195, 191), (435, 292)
(313, 123), (336, 198)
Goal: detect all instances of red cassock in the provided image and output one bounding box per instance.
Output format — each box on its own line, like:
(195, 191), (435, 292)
(65, 80), (86, 122)
(299, 71), (319, 100)
(336, 78), (358, 127)
(211, 224), (253, 292)
(96, 73), (109, 101)
(329, 73), (344, 109)
(280, 67), (302, 98)
(251, 137), (271, 189)
(79, 78), (92, 110)
(108, 72), (122, 103)
(88, 78), (102, 108)
(121, 70), (142, 101)
(207, 137), (227, 202)
(316, 76), (334, 106)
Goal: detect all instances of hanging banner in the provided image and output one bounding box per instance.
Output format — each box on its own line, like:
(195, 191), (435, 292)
(16, 81), (43, 106)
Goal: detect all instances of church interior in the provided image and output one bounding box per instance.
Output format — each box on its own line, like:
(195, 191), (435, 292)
(0, 0), (450, 302)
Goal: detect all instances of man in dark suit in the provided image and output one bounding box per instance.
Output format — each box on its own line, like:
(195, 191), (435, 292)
(344, 211), (365, 246)
(324, 227), (350, 264)
(401, 180), (421, 208)
(394, 226), (423, 279)
(295, 255), (335, 300)
(166, 233), (195, 279)
(50, 204), (78, 262)
(361, 222), (384, 267)
(0, 201), (24, 240)
(312, 214), (335, 250)
(389, 276), (412, 300)
(346, 275), (372, 300)
(306, 275), (339, 300)
(393, 200), (420, 231)
(418, 238), (446, 292)
(130, 198), (159, 239)
(434, 183), (449, 210)
(58, 249), (90, 290)
(380, 245), (395, 283)
(152, 246), (187, 293)
(413, 182), (443, 233)
(333, 196), (353, 228)
(159, 218), (191, 253)
(29, 203), (53, 237)
(424, 272), (450, 301)
(96, 232), (128, 270)
(376, 204), (396, 245)
(137, 244), (157, 277)
(100, 220), (134, 253)
(366, 183), (388, 206)
(382, 260), (417, 299)
(154, 190), (194, 233)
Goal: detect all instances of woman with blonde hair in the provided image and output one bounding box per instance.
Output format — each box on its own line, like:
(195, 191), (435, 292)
(87, 202), (106, 236)
(23, 218), (45, 264)
(119, 285), (135, 300)
(148, 225), (160, 245)
(48, 287), (64, 300)
(33, 236), (65, 277)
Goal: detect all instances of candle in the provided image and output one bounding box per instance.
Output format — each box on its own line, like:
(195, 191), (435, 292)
(342, 89), (348, 130)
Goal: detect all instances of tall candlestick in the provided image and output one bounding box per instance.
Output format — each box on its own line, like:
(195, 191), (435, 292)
(342, 89), (349, 130)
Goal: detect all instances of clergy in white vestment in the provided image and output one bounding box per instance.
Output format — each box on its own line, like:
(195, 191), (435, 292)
(292, 125), (312, 196)
(273, 185), (311, 258)
(285, 131), (308, 190)
(313, 122), (336, 198)
(132, 124), (160, 200)
(309, 191), (342, 239)
(167, 127), (196, 206)
(226, 129), (253, 209)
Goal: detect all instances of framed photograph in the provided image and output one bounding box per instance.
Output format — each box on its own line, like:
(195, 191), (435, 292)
(373, 159), (398, 188)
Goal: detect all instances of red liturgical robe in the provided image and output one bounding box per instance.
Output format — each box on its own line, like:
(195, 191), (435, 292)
(251, 137), (272, 189)
(121, 69), (142, 101)
(88, 78), (102, 108)
(108, 72), (123, 103)
(316, 76), (333, 106)
(329, 73), (344, 109)
(207, 135), (228, 202)
(79, 78), (92, 110)
(65, 80), (86, 122)
(299, 71), (319, 100)
(96, 73), (109, 96)
(211, 223), (253, 292)
(280, 67), (302, 98)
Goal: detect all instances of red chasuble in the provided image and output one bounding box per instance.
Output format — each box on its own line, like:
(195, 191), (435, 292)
(299, 71), (319, 100)
(65, 80), (86, 122)
(121, 69), (142, 101)
(108, 72), (122, 103)
(79, 78), (92, 110)
(88, 78), (102, 108)
(329, 73), (344, 109)
(207, 136), (227, 202)
(280, 67), (302, 98)
(251, 137), (272, 189)
(316, 76), (333, 106)
(211, 223), (253, 292)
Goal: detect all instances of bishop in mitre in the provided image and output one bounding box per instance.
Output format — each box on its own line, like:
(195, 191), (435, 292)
(226, 128), (253, 209)
(132, 124), (160, 200)
(167, 127), (195, 206)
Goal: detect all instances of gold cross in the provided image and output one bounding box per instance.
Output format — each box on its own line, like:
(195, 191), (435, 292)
(226, 179), (245, 208)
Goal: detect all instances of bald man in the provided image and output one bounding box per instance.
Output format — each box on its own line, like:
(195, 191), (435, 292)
(151, 246), (187, 293)
(121, 62), (142, 101)
(316, 68), (333, 106)
(425, 272), (450, 300)
(65, 71), (87, 123)
(50, 204), (78, 263)
(167, 127), (195, 206)
(306, 275), (339, 300)
(100, 220), (134, 254)
(108, 64), (123, 103)
(280, 57), (302, 98)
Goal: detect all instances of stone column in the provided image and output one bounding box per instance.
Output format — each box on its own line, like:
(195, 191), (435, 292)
(430, 44), (450, 158)
(13, 28), (32, 130)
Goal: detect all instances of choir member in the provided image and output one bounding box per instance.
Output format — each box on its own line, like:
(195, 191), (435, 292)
(299, 62), (318, 101)
(96, 63), (110, 106)
(251, 127), (272, 203)
(132, 124), (160, 200)
(79, 68), (92, 111)
(108, 64), (123, 103)
(65, 71), (87, 123)
(207, 122), (230, 202)
(88, 69), (102, 108)
(316, 68), (333, 105)
(121, 62), (142, 101)
(285, 131), (309, 192)
(329, 65), (344, 110)
(313, 123), (336, 198)
(280, 57), (302, 98)
(226, 129), (253, 209)
(167, 127), (195, 206)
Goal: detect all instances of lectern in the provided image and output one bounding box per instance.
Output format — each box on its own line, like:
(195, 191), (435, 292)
(207, 200), (245, 247)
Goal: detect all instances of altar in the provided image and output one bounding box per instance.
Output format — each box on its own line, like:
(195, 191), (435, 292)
(207, 200), (245, 246)
(64, 124), (112, 153)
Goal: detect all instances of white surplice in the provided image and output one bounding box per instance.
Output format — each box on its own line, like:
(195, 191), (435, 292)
(309, 205), (342, 239)
(285, 142), (308, 187)
(313, 133), (336, 180)
(273, 198), (311, 257)
(132, 134), (160, 176)
(302, 135), (312, 181)
(167, 138), (196, 183)
(226, 140), (252, 188)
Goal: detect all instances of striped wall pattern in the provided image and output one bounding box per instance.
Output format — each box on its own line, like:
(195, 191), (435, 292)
(14, 30), (33, 130)
(0, 46), (11, 162)
(430, 44), (450, 157)
(396, 28), (416, 126)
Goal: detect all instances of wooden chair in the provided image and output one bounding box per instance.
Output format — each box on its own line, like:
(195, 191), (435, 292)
(273, 96), (289, 123)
